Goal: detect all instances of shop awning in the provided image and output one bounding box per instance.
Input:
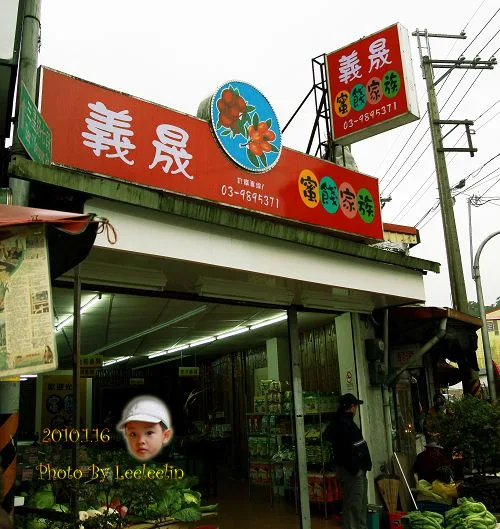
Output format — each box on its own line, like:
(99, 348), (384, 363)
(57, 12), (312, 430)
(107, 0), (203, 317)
(0, 205), (95, 233)
(388, 306), (483, 377)
(0, 205), (101, 278)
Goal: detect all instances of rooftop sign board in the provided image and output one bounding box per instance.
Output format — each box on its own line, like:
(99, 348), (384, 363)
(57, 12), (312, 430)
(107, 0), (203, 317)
(325, 23), (419, 145)
(39, 67), (384, 242)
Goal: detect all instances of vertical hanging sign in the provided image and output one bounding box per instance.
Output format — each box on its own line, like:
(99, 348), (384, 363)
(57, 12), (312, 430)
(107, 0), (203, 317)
(325, 23), (419, 145)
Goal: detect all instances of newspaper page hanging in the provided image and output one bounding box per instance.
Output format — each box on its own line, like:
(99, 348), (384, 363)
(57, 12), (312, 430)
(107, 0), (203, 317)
(0, 223), (57, 376)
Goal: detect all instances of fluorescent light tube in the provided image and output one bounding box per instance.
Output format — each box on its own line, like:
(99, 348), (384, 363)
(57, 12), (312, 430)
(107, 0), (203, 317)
(189, 336), (216, 348)
(249, 314), (288, 330)
(148, 351), (167, 359)
(55, 294), (103, 331)
(166, 344), (190, 354)
(103, 356), (131, 367)
(217, 327), (249, 340)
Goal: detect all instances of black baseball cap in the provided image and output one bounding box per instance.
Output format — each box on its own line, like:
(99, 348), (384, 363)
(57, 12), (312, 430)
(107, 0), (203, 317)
(339, 393), (364, 406)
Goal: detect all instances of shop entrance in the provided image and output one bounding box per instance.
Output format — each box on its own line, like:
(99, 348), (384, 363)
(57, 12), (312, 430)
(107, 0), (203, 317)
(18, 284), (351, 528)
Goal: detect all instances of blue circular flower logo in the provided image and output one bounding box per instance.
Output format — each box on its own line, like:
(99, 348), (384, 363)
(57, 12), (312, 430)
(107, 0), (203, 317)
(210, 81), (282, 173)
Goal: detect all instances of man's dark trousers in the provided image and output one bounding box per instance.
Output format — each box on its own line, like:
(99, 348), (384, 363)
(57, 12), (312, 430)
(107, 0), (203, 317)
(337, 465), (368, 529)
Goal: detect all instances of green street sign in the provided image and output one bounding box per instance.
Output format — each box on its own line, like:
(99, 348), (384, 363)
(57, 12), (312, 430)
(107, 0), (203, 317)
(17, 82), (52, 164)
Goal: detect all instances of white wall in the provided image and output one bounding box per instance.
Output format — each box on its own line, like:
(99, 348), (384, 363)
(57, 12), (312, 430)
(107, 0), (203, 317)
(351, 313), (390, 505)
(85, 198), (426, 307)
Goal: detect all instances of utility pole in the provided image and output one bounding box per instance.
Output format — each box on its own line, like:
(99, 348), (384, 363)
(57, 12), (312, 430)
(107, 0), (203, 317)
(413, 29), (497, 313)
(10, 0), (41, 205)
(0, 0), (41, 517)
(414, 30), (497, 398)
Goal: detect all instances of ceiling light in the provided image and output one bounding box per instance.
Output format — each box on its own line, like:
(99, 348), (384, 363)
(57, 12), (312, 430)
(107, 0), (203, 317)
(216, 327), (249, 340)
(249, 314), (288, 330)
(24, 374), (37, 378)
(167, 344), (190, 354)
(103, 356), (131, 367)
(189, 336), (216, 348)
(148, 351), (168, 359)
(20, 377), (28, 381)
(55, 294), (103, 332)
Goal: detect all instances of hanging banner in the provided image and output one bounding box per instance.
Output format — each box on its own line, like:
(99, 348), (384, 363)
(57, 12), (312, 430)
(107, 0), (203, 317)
(39, 67), (384, 243)
(0, 224), (57, 376)
(325, 23), (419, 145)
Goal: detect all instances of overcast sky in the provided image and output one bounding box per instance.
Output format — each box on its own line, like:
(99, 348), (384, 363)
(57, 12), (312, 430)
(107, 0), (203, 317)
(38, 0), (500, 308)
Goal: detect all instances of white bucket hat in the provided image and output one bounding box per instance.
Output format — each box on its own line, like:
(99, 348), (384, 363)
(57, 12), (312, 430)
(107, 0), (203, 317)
(117, 395), (171, 430)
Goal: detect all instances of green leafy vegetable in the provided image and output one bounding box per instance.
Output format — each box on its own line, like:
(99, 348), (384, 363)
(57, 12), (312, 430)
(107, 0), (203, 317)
(172, 506), (201, 522)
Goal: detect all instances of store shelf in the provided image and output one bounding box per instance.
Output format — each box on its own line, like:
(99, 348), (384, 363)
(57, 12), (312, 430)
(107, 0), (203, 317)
(247, 411), (336, 416)
(248, 433), (294, 437)
(246, 412), (291, 416)
(249, 458), (296, 464)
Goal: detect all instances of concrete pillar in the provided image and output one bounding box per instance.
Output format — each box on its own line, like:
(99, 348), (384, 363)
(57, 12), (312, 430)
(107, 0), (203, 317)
(335, 313), (359, 397)
(351, 313), (391, 505)
(266, 337), (291, 382)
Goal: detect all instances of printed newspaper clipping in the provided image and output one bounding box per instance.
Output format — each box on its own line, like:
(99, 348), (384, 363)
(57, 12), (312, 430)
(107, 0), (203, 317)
(0, 223), (57, 376)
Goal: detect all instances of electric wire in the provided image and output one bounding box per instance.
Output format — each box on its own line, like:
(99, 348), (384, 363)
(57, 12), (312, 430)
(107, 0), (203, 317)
(379, 8), (500, 198)
(416, 166), (500, 228)
(391, 100), (500, 221)
(477, 174), (500, 198)
(388, 67), (500, 220)
(418, 165), (500, 230)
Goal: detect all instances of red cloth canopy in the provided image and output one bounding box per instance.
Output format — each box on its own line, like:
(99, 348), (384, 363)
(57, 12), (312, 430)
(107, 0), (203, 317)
(0, 205), (95, 234)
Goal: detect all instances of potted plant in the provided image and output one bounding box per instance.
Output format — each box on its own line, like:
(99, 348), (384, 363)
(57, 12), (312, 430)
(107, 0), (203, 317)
(427, 395), (500, 512)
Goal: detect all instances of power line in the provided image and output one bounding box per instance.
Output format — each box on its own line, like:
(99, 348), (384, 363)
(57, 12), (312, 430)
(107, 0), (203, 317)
(477, 174), (500, 198)
(379, 9), (499, 195)
(476, 26), (500, 55)
(460, 6), (500, 55)
(460, 166), (500, 193)
(388, 103), (500, 221)
(463, 0), (490, 32)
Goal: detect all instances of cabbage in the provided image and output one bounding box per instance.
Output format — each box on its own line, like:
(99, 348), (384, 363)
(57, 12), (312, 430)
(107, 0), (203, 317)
(26, 518), (47, 529)
(31, 491), (55, 509)
(183, 492), (199, 505)
(172, 506), (201, 522)
(52, 504), (69, 512)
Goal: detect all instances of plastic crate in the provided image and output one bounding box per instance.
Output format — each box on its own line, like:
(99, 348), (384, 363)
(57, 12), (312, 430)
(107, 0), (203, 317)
(416, 501), (452, 516)
(389, 512), (407, 529)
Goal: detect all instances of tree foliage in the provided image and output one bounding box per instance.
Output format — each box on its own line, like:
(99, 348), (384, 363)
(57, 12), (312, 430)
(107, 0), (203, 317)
(427, 395), (500, 476)
(467, 297), (500, 318)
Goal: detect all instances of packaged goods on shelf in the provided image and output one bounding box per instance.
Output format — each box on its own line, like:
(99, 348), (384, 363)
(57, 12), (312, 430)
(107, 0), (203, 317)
(307, 472), (342, 503)
(304, 424), (322, 440)
(260, 379), (274, 395)
(254, 395), (268, 413)
(249, 462), (272, 484)
(306, 442), (332, 464)
(271, 446), (296, 462)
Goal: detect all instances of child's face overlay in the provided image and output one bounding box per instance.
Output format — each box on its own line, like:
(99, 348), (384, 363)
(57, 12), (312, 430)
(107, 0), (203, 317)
(124, 421), (171, 461)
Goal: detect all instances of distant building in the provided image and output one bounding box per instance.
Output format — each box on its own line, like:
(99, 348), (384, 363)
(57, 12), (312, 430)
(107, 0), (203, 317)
(476, 308), (500, 369)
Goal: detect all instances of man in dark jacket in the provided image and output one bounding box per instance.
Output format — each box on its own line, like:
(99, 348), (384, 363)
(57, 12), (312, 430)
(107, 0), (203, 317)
(331, 393), (372, 529)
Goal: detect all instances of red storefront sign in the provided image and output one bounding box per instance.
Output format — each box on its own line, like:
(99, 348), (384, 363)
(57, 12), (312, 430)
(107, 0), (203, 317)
(325, 23), (419, 145)
(39, 67), (384, 242)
